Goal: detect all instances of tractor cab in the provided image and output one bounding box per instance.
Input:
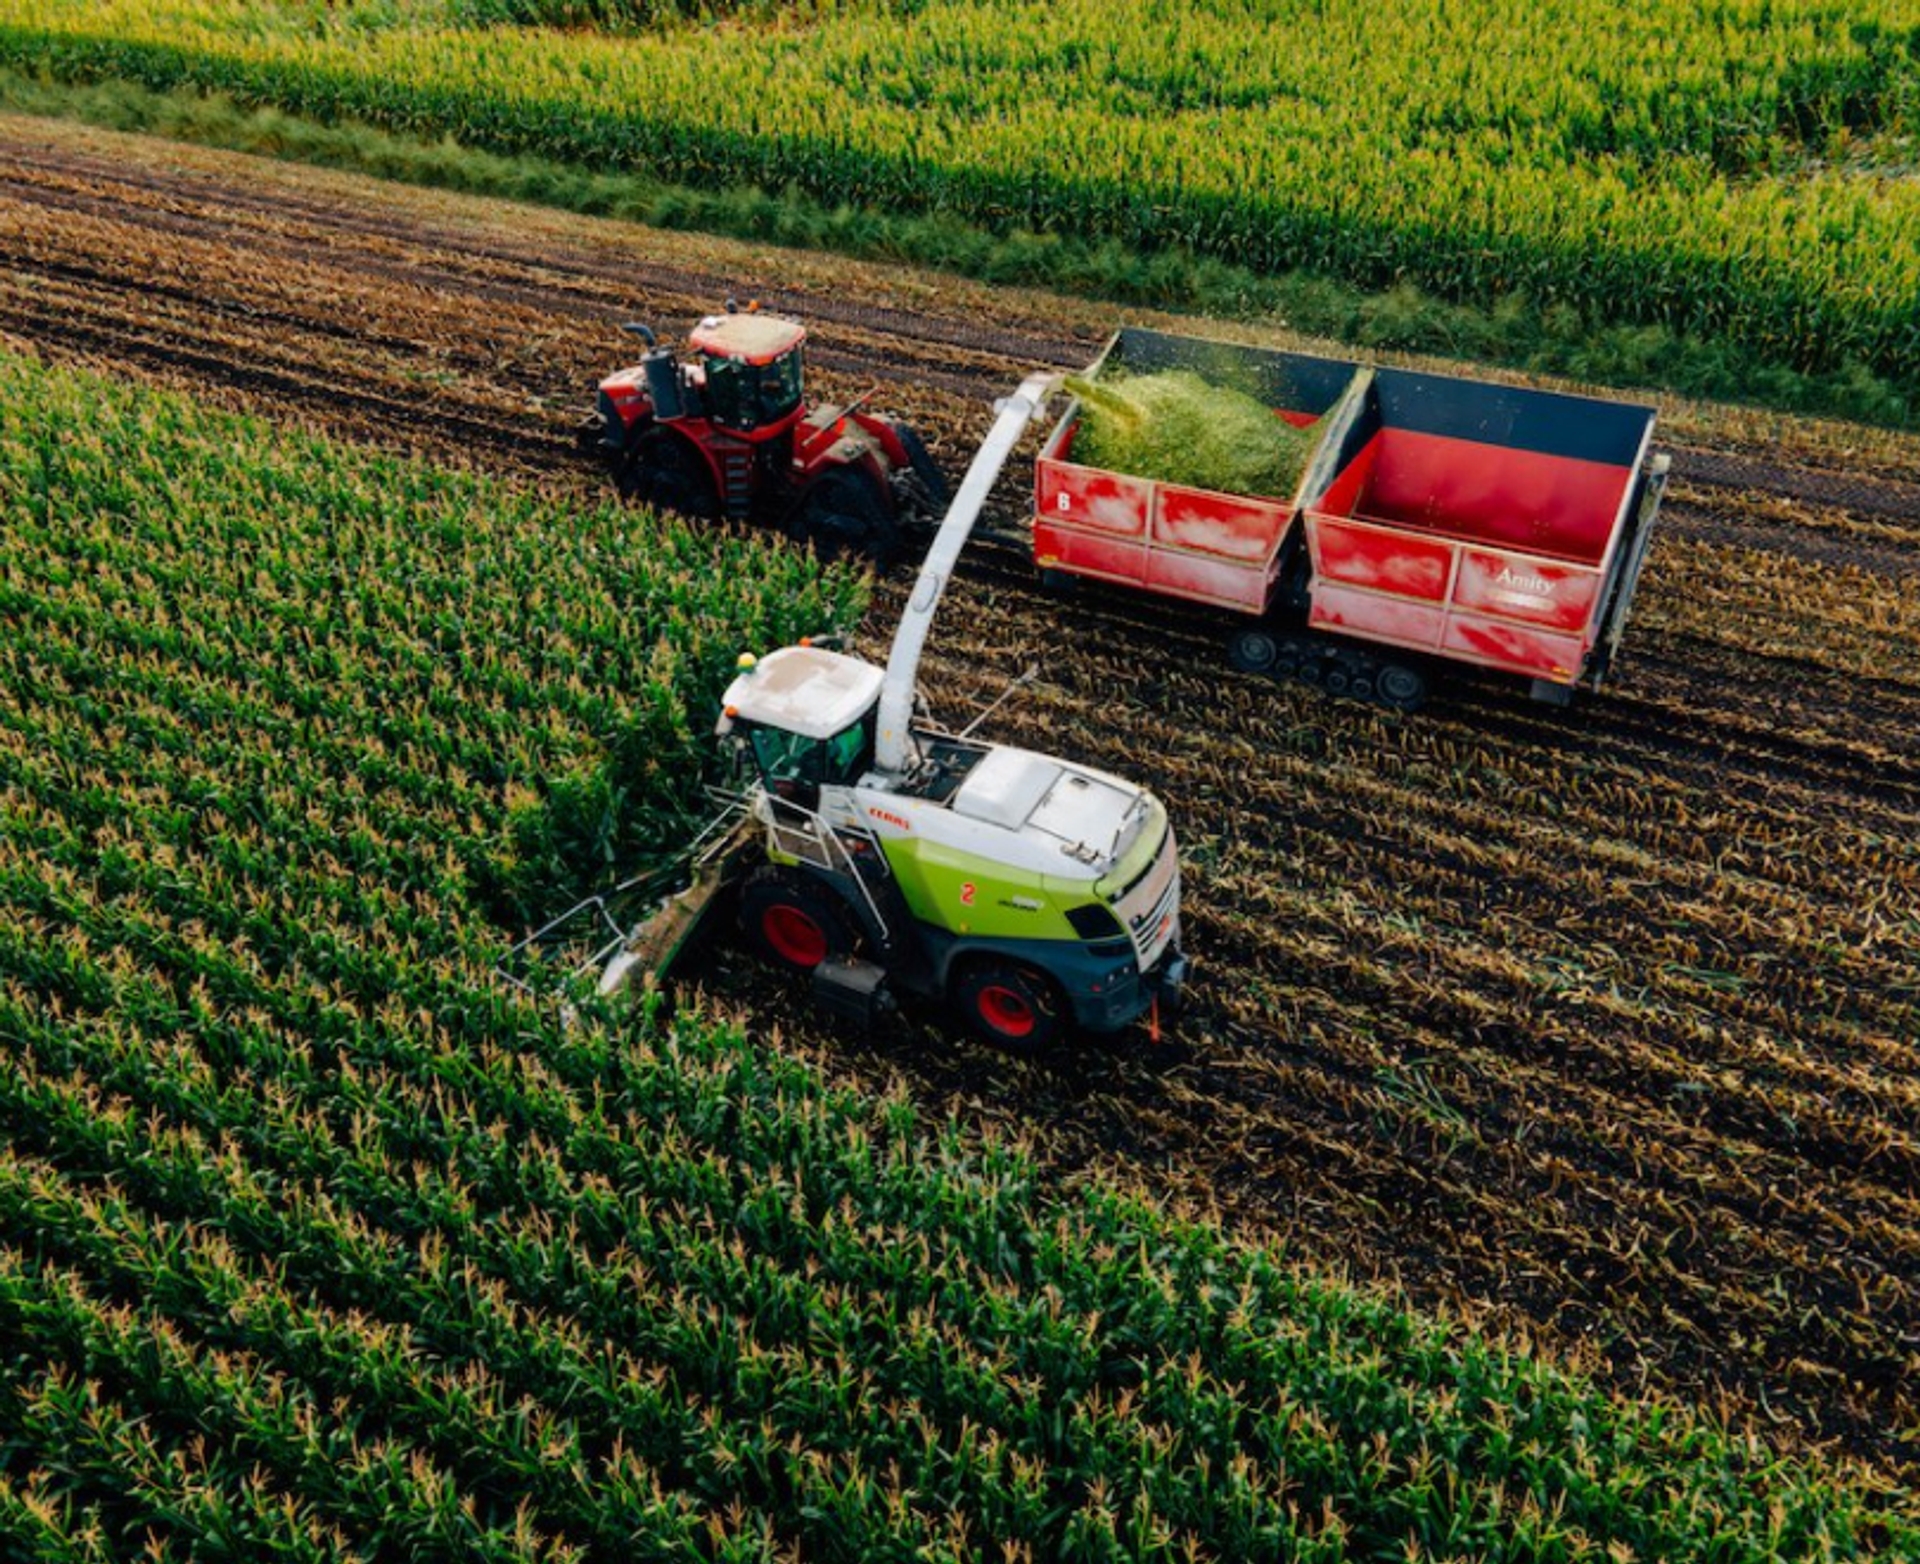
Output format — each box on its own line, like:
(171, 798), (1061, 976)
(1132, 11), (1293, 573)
(687, 312), (807, 435)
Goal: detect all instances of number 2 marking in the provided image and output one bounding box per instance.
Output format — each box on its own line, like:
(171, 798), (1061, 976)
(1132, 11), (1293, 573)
(960, 882), (976, 906)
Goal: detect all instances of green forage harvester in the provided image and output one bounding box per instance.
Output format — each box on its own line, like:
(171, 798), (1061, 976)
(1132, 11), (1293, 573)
(1065, 369), (1321, 498)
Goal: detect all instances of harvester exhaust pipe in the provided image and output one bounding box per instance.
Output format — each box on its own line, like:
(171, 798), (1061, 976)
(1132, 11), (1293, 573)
(875, 371), (1059, 773)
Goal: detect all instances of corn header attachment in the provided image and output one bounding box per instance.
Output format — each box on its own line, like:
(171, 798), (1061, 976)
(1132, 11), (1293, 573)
(495, 797), (755, 1008)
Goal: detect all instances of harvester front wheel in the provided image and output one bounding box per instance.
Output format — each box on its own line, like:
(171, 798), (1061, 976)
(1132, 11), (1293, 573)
(953, 960), (1064, 1053)
(740, 868), (856, 973)
(800, 470), (900, 567)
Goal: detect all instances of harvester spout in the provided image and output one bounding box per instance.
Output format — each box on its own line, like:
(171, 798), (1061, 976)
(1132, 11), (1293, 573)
(875, 371), (1058, 773)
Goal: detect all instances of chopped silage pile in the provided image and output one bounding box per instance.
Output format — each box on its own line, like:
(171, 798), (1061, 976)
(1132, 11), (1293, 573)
(1065, 370), (1321, 497)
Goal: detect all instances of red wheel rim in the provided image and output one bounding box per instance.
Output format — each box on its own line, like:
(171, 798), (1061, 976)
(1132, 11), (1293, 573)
(977, 984), (1036, 1039)
(763, 905), (827, 967)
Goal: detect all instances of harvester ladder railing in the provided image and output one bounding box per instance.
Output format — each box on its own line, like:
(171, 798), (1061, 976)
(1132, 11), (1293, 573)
(762, 796), (894, 947)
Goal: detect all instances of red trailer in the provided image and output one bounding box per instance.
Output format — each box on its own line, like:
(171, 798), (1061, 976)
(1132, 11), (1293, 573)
(1033, 329), (1668, 708)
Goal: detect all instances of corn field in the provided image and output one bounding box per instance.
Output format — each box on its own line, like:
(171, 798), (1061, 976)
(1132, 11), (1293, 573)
(2, 344), (1911, 1558)
(3, 0), (1920, 386)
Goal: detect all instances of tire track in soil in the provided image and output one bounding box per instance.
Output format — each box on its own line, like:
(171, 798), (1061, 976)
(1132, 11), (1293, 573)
(853, 503), (1920, 1467)
(7, 121), (1920, 1481)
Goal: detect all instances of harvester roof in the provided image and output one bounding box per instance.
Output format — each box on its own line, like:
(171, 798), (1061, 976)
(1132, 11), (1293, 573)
(721, 645), (881, 740)
(690, 312), (806, 365)
(952, 747), (1143, 866)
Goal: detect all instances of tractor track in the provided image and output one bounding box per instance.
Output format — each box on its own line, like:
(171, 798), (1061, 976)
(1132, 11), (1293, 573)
(8, 117), (1920, 1478)
(2, 286), (574, 477)
(952, 521), (1920, 804)
(1653, 495), (1920, 586)
(862, 516), (1920, 1464)
(0, 140), (1076, 417)
(2, 167), (1012, 409)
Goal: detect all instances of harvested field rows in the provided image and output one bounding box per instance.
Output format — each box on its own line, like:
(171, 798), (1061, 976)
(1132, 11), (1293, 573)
(5, 118), (1918, 1481)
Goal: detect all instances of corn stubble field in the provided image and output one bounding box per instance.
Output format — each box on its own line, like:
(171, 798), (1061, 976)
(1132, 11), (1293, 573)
(2, 26), (1920, 1561)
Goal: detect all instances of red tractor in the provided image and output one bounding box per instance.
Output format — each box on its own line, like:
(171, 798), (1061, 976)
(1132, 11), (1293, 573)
(579, 307), (948, 564)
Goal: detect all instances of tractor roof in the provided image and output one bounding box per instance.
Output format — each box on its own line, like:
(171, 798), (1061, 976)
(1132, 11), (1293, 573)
(690, 312), (806, 365)
(721, 645), (881, 740)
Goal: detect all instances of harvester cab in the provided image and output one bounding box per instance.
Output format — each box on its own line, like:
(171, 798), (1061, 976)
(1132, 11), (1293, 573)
(583, 305), (949, 563)
(718, 642), (880, 813)
(554, 371), (1187, 1051)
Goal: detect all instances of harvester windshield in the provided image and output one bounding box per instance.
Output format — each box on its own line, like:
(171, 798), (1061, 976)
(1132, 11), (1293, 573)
(746, 718), (874, 798)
